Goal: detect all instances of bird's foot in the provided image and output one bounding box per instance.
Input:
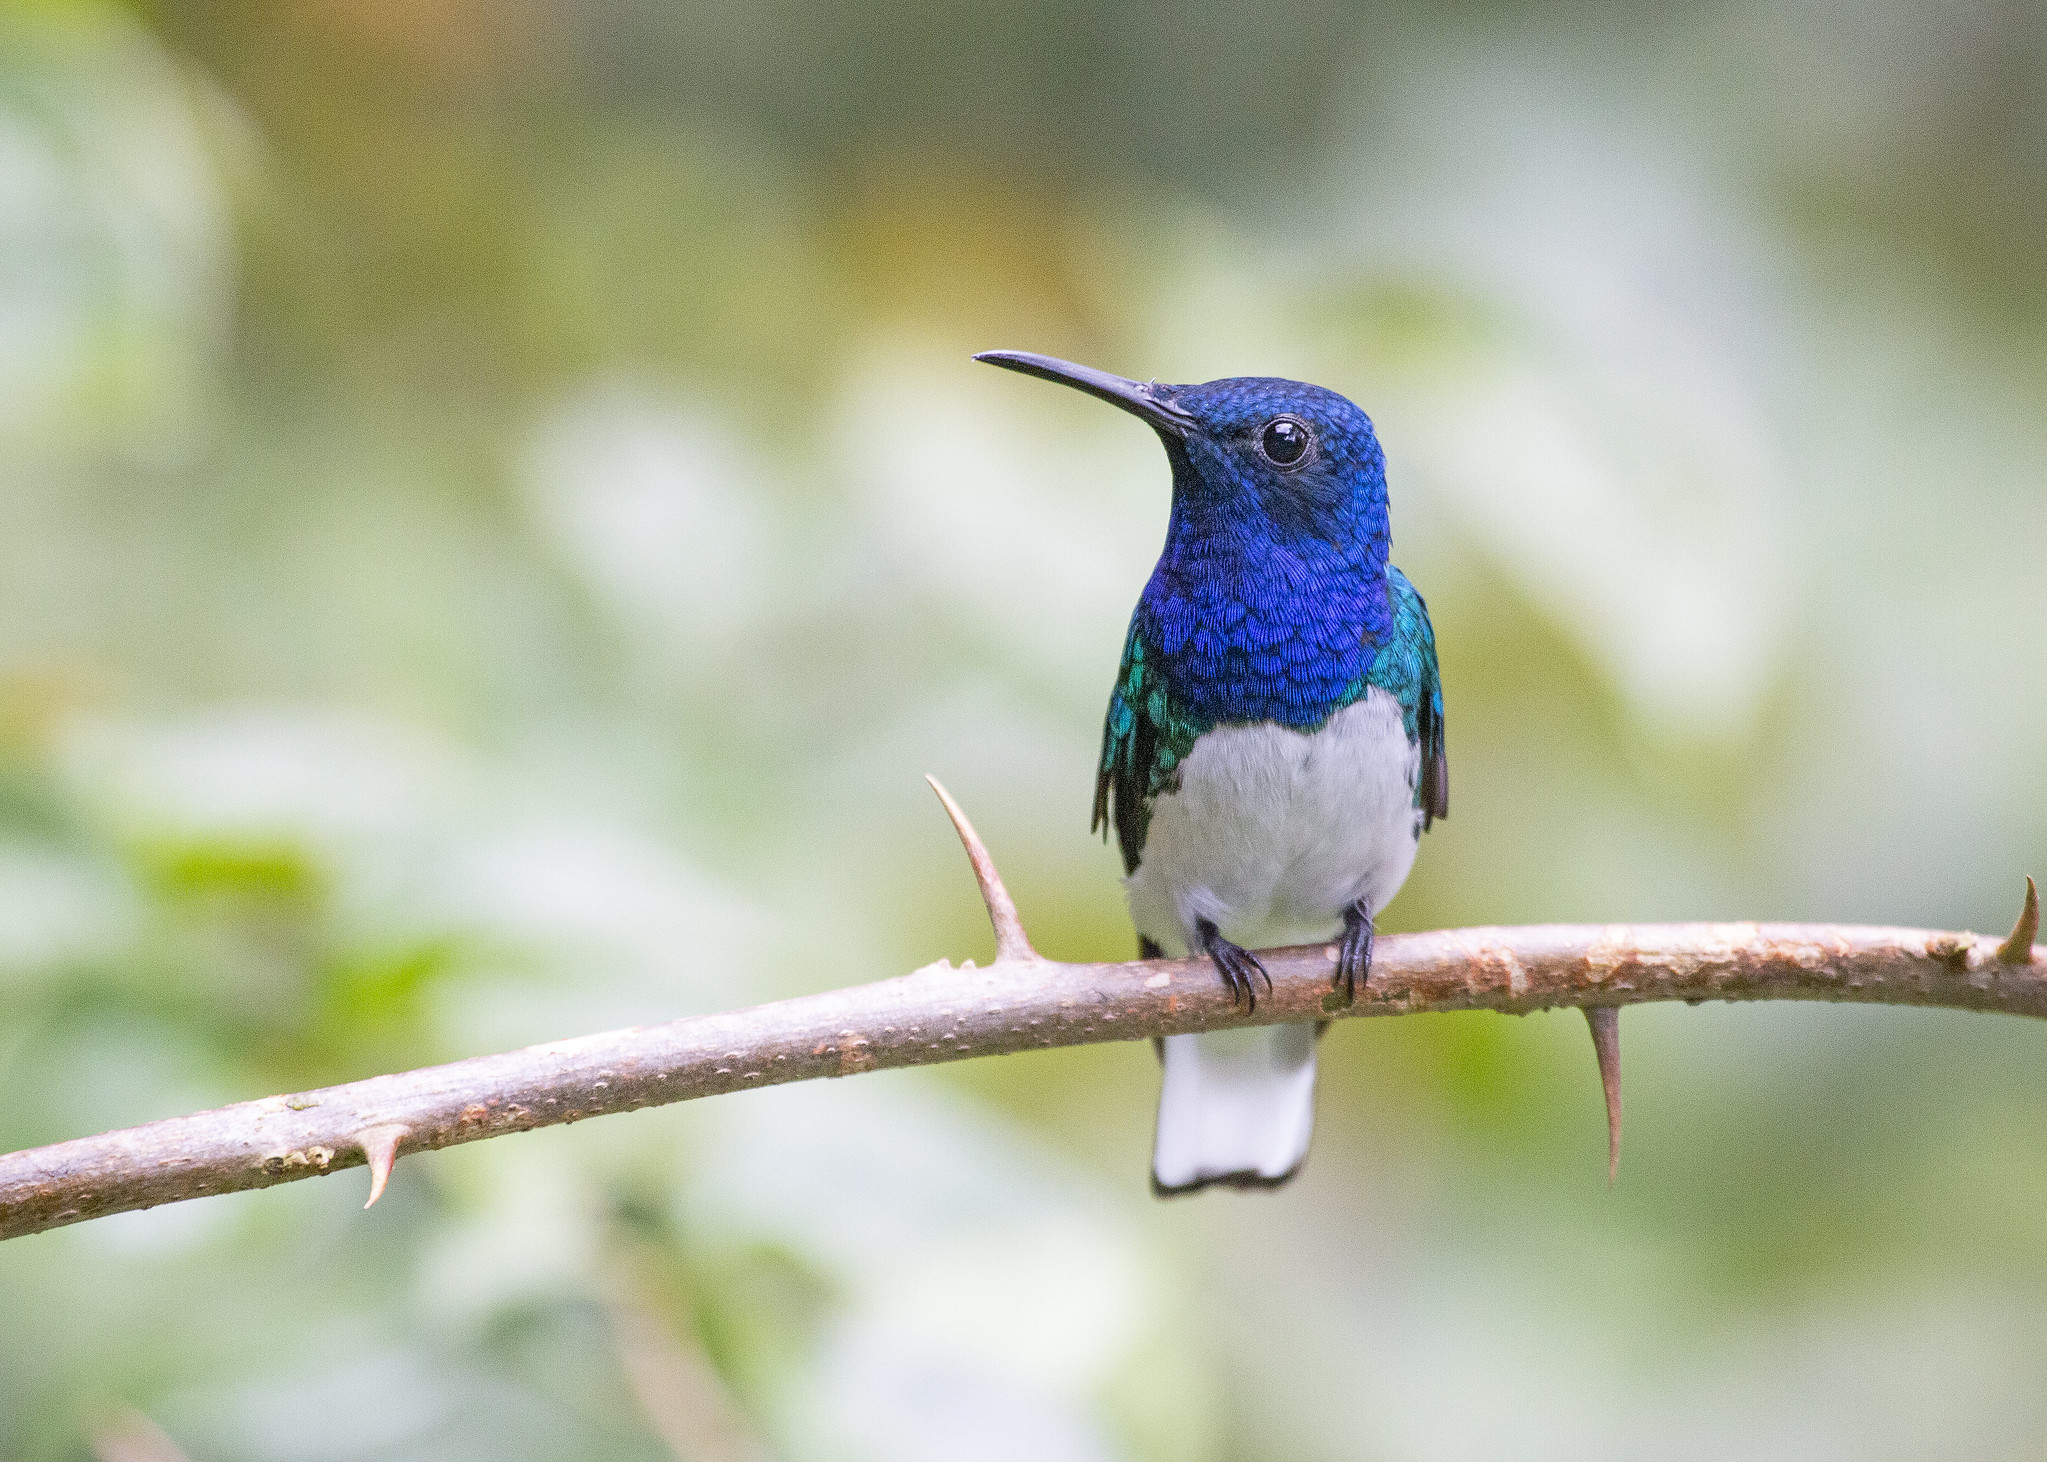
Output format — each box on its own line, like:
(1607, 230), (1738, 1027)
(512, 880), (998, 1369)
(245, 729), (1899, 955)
(1198, 918), (1271, 1012)
(1334, 899), (1374, 1005)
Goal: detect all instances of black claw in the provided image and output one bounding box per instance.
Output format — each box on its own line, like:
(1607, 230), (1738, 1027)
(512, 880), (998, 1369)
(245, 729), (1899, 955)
(1334, 900), (1374, 1005)
(1198, 918), (1270, 1012)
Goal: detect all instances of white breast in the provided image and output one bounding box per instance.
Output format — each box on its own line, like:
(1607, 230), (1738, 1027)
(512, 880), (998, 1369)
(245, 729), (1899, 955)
(1125, 686), (1422, 956)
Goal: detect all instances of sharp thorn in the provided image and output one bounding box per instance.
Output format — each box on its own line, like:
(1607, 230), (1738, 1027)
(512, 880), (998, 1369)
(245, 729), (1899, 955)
(1583, 1007), (1622, 1186)
(1996, 876), (2038, 965)
(357, 1123), (410, 1208)
(925, 776), (1039, 963)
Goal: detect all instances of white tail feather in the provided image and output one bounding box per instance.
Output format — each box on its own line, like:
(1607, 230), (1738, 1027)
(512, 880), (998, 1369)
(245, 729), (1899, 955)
(1152, 1024), (1317, 1193)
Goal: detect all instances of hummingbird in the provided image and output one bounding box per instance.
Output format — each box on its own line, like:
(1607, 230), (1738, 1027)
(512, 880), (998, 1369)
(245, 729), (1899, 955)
(977, 351), (1447, 1194)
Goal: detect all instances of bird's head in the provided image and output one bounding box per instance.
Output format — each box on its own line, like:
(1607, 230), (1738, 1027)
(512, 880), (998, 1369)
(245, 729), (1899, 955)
(975, 350), (1387, 548)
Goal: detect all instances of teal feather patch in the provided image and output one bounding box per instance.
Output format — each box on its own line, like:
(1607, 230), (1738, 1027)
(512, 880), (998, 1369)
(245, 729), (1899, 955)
(1093, 629), (1210, 872)
(1361, 567), (1448, 828)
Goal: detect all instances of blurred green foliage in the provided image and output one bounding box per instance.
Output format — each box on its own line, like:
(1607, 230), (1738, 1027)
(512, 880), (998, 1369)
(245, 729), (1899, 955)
(1, 1), (2045, 1458)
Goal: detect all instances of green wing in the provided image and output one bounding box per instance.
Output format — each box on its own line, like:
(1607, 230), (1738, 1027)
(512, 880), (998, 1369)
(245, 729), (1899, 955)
(1366, 566), (1449, 829)
(1093, 628), (1206, 876)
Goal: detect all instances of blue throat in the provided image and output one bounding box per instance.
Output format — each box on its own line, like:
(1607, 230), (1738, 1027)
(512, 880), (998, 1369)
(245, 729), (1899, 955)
(1133, 434), (1392, 730)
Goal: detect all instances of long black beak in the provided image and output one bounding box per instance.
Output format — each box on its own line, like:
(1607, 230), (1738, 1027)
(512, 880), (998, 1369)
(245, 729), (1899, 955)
(974, 350), (1194, 437)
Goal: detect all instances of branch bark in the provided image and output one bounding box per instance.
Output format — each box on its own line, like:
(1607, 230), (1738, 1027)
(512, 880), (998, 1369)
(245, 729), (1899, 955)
(0, 789), (2036, 1243)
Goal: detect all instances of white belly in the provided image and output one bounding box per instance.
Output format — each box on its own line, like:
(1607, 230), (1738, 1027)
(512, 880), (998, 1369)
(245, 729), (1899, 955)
(1125, 686), (1422, 957)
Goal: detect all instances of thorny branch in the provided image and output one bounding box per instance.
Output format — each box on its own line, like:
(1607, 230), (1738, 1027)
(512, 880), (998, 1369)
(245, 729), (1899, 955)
(0, 784), (2037, 1242)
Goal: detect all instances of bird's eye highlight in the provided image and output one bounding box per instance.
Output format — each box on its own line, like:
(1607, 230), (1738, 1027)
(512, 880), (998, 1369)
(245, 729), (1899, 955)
(1259, 416), (1312, 468)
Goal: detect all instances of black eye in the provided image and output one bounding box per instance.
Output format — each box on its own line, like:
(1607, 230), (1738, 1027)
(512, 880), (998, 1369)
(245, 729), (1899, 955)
(1259, 416), (1311, 468)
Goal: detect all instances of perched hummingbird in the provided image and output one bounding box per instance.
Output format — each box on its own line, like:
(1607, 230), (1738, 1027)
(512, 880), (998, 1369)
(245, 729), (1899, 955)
(977, 351), (1447, 1194)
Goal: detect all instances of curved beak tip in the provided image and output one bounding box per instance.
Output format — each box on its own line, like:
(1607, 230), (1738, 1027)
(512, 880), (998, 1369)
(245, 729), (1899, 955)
(973, 349), (1193, 436)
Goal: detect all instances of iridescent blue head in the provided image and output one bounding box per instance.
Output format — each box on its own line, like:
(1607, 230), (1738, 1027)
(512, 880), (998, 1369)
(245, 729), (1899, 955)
(977, 350), (1395, 727)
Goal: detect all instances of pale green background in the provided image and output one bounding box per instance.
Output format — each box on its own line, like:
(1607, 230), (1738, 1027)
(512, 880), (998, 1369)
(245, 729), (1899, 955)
(2, 1), (2046, 1458)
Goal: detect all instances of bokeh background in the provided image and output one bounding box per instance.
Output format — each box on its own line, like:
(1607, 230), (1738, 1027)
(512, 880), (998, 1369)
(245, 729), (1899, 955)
(3, 0), (2046, 1457)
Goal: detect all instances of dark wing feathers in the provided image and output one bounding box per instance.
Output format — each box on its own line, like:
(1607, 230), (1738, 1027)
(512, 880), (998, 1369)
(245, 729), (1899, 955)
(1417, 662), (1448, 828)
(1093, 696), (1159, 876)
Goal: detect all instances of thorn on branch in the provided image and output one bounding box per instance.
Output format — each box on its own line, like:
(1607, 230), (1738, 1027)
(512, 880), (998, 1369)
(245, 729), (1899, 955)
(925, 776), (1039, 963)
(1583, 1007), (1622, 1186)
(356, 1123), (410, 1208)
(1997, 876), (2039, 966)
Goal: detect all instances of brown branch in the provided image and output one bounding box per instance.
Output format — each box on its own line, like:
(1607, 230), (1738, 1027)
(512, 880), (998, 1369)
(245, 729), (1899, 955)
(0, 780), (2037, 1242)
